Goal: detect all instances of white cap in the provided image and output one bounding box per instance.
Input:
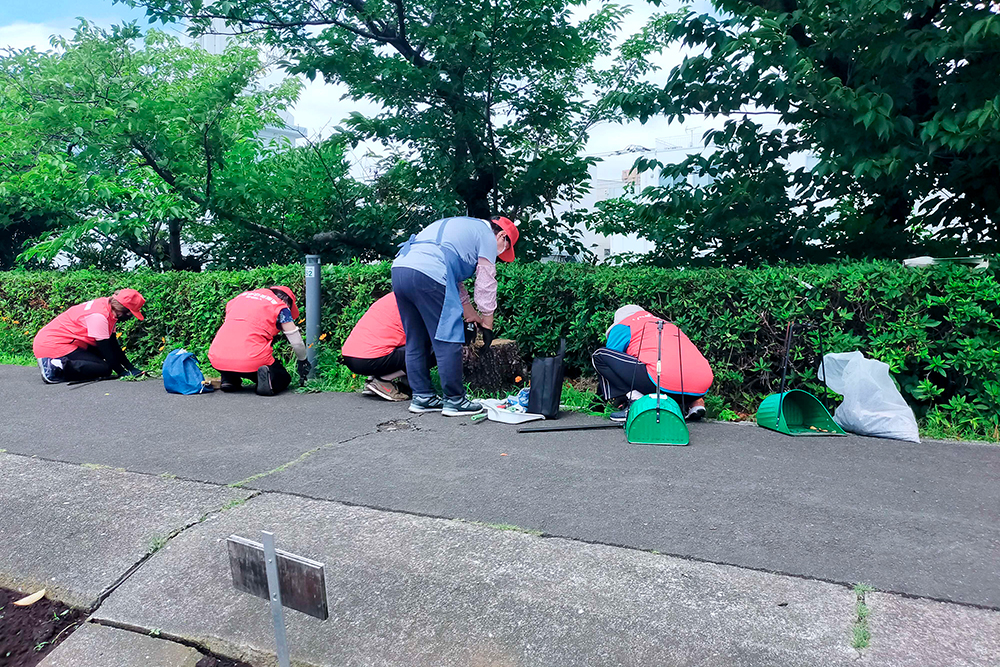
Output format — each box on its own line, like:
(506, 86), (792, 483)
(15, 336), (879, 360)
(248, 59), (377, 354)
(606, 304), (643, 337)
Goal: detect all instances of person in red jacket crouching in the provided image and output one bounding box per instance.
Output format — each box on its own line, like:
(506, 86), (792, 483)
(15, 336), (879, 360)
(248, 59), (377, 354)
(33, 288), (147, 384)
(208, 286), (311, 396)
(593, 305), (714, 423)
(340, 293), (409, 402)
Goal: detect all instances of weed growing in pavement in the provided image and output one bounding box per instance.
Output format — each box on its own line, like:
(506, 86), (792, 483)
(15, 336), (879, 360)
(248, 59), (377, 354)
(118, 371), (158, 382)
(851, 583), (876, 650)
(221, 498), (247, 511)
(147, 535), (169, 554)
(487, 523), (544, 536)
(159, 472), (177, 479)
(456, 519), (544, 536)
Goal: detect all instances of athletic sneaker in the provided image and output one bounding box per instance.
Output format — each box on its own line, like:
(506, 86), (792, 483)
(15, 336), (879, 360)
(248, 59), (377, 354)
(686, 404), (706, 422)
(37, 357), (63, 384)
(610, 408), (629, 423)
(361, 377), (375, 396)
(442, 397), (484, 417)
(256, 365), (275, 396)
(409, 394), (444, 413)
(365, 377), (409, 402)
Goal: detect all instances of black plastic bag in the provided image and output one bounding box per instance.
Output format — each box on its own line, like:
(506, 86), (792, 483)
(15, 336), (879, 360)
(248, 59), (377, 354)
(527, 339), (566, 419)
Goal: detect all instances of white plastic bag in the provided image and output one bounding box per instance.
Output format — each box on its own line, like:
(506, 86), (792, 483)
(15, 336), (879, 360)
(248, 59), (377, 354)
(481, 399), (545, 425)
(818, 351), (920, 442)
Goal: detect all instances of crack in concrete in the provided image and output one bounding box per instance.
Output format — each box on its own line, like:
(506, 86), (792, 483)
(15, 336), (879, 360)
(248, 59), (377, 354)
(87, 618), (254, 666)
(90, 491), (263, 612)
(227, 430), (378, 488)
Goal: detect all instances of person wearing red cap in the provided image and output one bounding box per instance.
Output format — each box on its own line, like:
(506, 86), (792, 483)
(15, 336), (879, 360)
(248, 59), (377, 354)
(392, 215), (518, 416)
(208, 286), (311, 396)
(341, 293), (410, 401)
(33, 288), (147, 384)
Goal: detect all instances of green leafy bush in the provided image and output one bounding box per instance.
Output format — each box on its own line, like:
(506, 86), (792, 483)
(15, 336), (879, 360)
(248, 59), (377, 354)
(2, 260), (998, 441)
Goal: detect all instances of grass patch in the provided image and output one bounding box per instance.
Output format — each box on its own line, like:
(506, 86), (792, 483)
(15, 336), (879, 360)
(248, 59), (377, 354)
(81, 463), (112, 470)
(0, 352), (35, 366)
(158, 472), (177, 479)
(298, 361), (362, 393)
(851, 583), (875, 650)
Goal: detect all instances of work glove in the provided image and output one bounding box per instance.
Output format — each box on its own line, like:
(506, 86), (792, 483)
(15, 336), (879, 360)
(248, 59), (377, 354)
(480, 327), (495, 352)
(464, 321), (478, 346)
(297, 359), (312, 386)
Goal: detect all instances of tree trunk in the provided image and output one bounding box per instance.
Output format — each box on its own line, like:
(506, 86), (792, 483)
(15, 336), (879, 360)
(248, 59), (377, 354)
(165, 218), (202, 271)
(462, 338), (526, 395)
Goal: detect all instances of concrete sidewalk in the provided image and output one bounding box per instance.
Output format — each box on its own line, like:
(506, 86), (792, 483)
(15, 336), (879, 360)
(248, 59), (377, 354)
(2, 452), (998, 666)
(2, 365), (998, 609)
(0, 453), (251, 608)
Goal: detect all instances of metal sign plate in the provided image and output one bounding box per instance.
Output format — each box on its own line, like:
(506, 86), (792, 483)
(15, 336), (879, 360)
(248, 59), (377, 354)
(227, 535), (329, 620)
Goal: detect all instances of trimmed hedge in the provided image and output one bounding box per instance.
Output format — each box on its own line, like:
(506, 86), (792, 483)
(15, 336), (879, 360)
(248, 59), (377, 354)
(2, 261), (999, 439)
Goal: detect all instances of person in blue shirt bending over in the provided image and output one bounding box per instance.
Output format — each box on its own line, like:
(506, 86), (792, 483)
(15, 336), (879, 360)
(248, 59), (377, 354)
(392, 215), (519, 417)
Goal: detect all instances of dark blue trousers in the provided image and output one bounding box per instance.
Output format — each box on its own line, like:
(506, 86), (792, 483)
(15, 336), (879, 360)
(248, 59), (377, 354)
(391, 267), (465, 400)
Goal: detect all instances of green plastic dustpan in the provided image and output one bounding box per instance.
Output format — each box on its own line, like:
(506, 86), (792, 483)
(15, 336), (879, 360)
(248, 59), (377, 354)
(625, 394), (689, 446)
(756, 390), (845, 436)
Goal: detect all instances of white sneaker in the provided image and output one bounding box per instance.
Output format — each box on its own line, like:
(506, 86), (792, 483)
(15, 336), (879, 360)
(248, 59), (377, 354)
(686, 404), (706, 422)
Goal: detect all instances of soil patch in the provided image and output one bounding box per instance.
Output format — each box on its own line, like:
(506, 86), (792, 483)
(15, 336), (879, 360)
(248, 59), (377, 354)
(0, 587), (85, 667)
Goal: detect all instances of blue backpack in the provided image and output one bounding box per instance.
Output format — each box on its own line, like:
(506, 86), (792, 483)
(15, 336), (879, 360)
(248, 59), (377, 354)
(163, 348), (214, 395)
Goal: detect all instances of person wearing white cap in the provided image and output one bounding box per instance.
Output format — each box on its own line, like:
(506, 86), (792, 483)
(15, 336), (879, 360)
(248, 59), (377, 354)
(592, 304), (714, 422)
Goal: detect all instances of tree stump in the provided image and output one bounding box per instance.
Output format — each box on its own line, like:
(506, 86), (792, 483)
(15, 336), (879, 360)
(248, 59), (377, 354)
(462, 338), (526, 395)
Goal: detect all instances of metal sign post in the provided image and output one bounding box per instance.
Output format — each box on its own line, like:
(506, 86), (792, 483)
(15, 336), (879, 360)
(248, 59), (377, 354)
(304, 255), (321, 379)
(228, 532), (328, 667)
(262, 532), (291, 667)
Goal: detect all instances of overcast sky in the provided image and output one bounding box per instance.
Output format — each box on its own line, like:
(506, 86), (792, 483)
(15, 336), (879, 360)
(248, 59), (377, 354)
(0, 0), (732, 180)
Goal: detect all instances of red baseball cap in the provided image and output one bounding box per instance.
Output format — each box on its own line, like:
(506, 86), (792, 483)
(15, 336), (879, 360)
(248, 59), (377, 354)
(492, 216), (518, 263)
(113, 289), (145, 321)
(271, 286), (299, 320)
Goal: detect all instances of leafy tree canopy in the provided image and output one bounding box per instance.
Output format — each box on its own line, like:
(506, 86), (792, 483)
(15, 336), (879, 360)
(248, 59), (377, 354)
(125, 0), (654, 259)
(0, 22), (442, 270)
(599, 0), (1000, 267)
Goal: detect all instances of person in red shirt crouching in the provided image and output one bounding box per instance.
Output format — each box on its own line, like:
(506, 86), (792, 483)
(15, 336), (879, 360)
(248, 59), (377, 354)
(208, 286), (311, 396)
(33, 289), (147, 384)
(340, 293), (409, 402)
